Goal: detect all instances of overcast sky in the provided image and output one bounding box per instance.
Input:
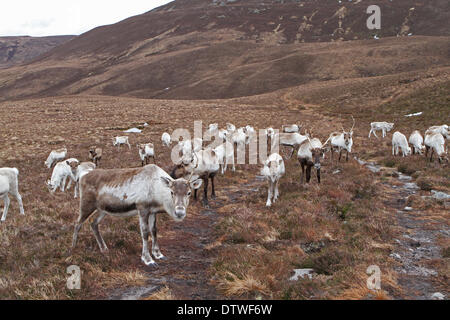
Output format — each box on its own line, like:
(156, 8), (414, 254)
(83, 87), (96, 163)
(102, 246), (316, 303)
(0, 1), (174, 37)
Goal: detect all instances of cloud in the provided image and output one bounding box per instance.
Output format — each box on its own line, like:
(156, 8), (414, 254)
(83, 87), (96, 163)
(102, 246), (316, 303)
(0, 0), (173, 37)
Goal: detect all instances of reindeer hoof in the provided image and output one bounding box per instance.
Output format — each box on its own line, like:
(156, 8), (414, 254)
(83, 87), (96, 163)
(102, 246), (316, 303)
(146, 261), (158, 268)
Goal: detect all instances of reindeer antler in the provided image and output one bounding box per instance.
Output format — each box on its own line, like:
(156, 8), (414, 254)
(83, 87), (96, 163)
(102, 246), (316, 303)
(350, 115), (355, 133)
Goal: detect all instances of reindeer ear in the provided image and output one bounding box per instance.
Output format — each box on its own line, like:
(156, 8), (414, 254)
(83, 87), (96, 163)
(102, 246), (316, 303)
(66, 161), (70, 165)
(160, 177), (173, 187)
(190, 178), (203, 190)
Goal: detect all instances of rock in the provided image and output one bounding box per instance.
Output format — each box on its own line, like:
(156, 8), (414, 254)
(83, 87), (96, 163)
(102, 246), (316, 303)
(431, 190), (450, 200)
(403, 183), (419, 191)
(404, 207), (413, 212)
(289, 269), (315, 281)
(431, 292), (445, 300)
(390, 253), (401, 260)
(332, 169), (341, 175)
(124, 128), (142, 133)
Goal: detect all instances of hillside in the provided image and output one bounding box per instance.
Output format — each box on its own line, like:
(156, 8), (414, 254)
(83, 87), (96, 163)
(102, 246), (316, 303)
(0, 36), (74, 69)
(0, 0), (449, 101)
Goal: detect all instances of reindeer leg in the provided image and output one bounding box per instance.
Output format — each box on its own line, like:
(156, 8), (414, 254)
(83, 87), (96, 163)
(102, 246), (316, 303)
(90, 211), (108, 253)
(339, 149), (343, 162)
(138, 209), (156, 267)
(317, 167), (321, 184)
(202, 177), (209, 208)
(211, 174), (216, 199)
(1, 195), (10, 222)
(306, 165), (312, 183)
(346, 150), (349, 162)
(430, 148), (434, 162)
(71, 205), (97, 254)
(149, 213), (165, 260)
(301, 161), (305, 184)
(274, 179), (280, 202)
(266, 180), (273, 207)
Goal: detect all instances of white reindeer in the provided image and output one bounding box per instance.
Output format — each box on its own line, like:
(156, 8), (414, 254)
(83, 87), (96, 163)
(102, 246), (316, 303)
(47, 159), (79, 193)
(44, 147), (67, 168)
(70, 164), (203, 266)
(392, 132), (412, 157)
(261, 153), (285, 207)
(425, 125), (449, 139)
(276, 132), (309, 159)
(73, 162), (96, 199)
(214, 140), (235, 174)
(327, 116), (354, 162)
(409, 130), (425, 155)
(425, 133), (448, 164)
(369, 122), (394, 138)
(138, 143), (155, 166)
(0, 168), (25, 222)
(282, 124), (300, 133)
(161, 132), (171, 147)
(113, 136), (131, 149)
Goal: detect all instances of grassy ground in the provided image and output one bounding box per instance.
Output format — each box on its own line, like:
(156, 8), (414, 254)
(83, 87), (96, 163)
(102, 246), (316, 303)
(0, 71), (448, 299)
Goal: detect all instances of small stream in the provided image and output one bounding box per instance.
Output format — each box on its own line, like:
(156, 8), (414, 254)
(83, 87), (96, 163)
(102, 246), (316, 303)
(355, 157), (448, 300)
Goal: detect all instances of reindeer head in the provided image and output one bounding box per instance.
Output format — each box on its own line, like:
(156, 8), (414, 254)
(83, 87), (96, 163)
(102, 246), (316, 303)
(311, 147), (324, 170)
(89, 146), (97, 157)
(161, 175), (202, 221)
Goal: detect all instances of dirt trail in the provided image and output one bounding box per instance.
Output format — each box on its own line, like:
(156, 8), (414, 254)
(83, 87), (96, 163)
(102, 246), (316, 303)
(356, 159), (448, 300)
(108, 174), (265, 300)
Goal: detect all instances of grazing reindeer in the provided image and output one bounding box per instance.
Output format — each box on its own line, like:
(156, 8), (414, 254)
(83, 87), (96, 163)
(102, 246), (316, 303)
(44, 147), (67, 168)
(297, 137), (326, 184)
(171, 149), (220, 207)
(392, 132), (412, 157)
(409, 130), (425, 155)
(89, 146), (102, 166)
(425, 133), (448, 164)
(261, 153), (285, 207)
(328, 116), (355, 162)
(70, 164), (203, 266)
(0, 168), (25, 222)
(425, 125), (449, 139)
(161, 132), (171, 147)
(138, 143), (155, 166)
(46, 159), (79, 193)
(369, 122), (394, 138)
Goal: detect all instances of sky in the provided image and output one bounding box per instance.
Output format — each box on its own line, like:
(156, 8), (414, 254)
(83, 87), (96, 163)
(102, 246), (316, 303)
(0, 0), (174, 37)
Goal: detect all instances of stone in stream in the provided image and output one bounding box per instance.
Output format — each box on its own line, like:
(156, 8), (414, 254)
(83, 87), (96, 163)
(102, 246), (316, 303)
(289, 269), (315, 281)
(403, 182), (420, 191)
(431, 292), (445, 300)
(431, 190), (450, 200)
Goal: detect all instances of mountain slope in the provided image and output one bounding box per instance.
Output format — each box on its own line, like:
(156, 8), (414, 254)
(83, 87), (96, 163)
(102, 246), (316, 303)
(0, 0), (449, 101)
(0, 36), (74, 69)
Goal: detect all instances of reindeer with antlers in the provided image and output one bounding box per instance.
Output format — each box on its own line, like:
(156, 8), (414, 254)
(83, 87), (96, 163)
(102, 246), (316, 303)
(326, 116), (355, 162)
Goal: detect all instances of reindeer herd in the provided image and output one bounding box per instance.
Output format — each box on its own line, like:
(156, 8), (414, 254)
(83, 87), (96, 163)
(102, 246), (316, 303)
(0, 119), (448, 266)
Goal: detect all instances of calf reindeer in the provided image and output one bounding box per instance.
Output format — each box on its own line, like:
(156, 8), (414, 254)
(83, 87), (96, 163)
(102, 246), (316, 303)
(138, 143), (155, 166)
(113, 136), (131, 149)
(70, 164), (202, 266)
(261, 153), (285, 207)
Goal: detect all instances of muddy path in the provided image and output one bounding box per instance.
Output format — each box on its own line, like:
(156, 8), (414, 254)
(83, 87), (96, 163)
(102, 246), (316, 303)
(356, 159), (449, 300)
(108, 173), (265, 300)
